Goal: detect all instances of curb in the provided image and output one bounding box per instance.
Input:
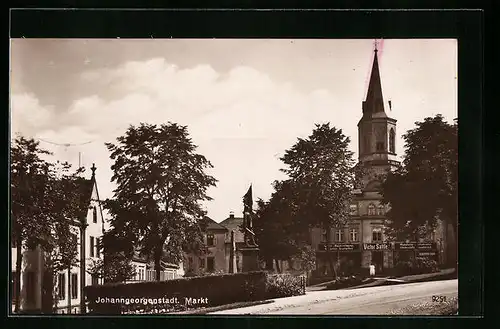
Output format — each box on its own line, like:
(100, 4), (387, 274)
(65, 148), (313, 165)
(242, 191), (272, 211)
(171, 300), (275, 315)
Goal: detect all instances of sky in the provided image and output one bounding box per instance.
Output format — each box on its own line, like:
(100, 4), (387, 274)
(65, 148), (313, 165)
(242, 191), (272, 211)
(10, 39), (457, 223)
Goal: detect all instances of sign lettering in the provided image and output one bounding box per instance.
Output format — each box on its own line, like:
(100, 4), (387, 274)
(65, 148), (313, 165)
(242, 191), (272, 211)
(363, 243), (392, 250)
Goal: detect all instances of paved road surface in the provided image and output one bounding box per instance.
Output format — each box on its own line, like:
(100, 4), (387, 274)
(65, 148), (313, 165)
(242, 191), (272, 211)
(210, 279), (458, 315)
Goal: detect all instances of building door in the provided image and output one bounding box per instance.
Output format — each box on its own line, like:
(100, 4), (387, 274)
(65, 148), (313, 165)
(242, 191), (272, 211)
(372, 251), (384, 274)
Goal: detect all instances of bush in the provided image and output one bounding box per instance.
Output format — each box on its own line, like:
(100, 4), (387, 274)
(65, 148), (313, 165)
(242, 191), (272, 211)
(84, 271), (268, 314)
(265, 273), (306, 298)
(325, 275), (363, 290)
(394, 259), (439, 276)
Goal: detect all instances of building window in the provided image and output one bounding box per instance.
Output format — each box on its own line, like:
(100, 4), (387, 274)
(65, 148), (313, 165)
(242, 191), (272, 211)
(207, 257), (215, 272)
(207, 233), (215, 246)
(389, 128), (396, 153)
(350, 228), (359, 242)
(335, 229), (344, 242)
(58, 273), (66, 300)
(372, 228), (383, 242)
(368, 203), (376, 216)
(96, 237), (100, 258)
(349, 204), (358, 216)
(71, 273), (78, 299)
(90, 236), (95, 257)
(364, 136), (370, 153)
(26, 271), (35, 304)
(321, 229), (328, 242)
(91, 274), (99, 286)
(93, 207), (98, 223)
(377, 205), (385, 216)
(376, 141), (384, 152)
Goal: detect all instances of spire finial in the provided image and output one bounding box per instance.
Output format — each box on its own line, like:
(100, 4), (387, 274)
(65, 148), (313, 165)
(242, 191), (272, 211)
(374, 39), (379, 53)
(91, 163), (96, 177)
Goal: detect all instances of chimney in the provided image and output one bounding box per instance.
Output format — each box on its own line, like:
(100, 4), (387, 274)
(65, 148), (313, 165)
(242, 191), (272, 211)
(229, 211), (234, 219)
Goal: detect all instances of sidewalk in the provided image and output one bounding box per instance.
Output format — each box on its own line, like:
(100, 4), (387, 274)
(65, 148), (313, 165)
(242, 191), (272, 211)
(307, 268), (456, 291)
(347, 268), (456, 289)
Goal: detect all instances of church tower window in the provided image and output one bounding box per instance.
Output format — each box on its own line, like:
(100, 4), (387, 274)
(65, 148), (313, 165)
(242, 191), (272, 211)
(376, 142), (384, 151)
(389, 128), (396, 153)
(368, 203), (376, 216)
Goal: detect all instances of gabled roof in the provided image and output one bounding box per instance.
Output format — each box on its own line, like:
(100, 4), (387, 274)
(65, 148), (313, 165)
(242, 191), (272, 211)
(219, 216), (245, 243)
(205, 216), (228, 231)
(77, 178), (94, 219)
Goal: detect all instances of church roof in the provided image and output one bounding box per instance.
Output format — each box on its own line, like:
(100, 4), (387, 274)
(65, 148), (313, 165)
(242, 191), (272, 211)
(363, 47), (387, 118)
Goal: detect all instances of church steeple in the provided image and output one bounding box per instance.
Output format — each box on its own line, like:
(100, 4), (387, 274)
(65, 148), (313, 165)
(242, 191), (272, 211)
(358, 41), (398, 165)
(362, 43), (386, 117)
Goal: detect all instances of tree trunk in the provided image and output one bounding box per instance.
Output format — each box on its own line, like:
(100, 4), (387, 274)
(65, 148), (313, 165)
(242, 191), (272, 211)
(274, 259), (281, 273)
(265, 256), (274, 271)
(41, 267), (54, 314)
(325, 225), (337, 279)
(14, 237), (22, 313)
(154, 247), (162, 281)
(67, 267), (71, 313)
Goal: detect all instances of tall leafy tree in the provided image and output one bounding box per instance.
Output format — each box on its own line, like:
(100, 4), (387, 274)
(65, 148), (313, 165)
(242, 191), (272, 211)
(381, 115), (457, 266)
(275, 123), (358, 277)
(11, 135), (85, 313)
(11, 136), (52, 312)
(104, 123), (217, 280)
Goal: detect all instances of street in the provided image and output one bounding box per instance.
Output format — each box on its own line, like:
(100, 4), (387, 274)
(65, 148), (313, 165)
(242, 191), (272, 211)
(210, 279), (458, 315)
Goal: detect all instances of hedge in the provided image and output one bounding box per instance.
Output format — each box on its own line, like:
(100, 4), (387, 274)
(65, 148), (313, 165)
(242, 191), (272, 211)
(84, 271), (305, 314)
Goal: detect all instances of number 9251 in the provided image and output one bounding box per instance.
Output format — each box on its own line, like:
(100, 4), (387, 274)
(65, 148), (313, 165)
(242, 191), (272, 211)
(432, 295), (447, 302)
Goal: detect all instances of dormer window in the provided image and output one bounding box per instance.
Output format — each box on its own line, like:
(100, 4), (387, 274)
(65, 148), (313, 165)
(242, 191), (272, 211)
(206, 233), (215, 246)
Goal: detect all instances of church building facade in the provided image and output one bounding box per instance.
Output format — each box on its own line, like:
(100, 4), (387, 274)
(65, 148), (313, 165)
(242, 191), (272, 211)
(311, 47), (444, 276)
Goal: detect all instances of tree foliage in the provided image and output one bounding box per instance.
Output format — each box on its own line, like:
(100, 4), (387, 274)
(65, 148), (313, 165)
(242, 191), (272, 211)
(104, 123), (217, 280)
(381, 115), (458, 244)
(11, 135), (85, 313)
(87, 229), (136, 284)
(255, 124), (358, 276)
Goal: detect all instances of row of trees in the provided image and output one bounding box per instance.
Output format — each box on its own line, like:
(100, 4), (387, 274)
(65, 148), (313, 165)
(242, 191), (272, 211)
(253, 115), (458, 276)
(11, 122), (218, 313)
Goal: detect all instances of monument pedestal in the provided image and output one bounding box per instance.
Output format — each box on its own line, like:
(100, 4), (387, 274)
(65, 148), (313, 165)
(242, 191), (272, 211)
(240, 246), (260, 272)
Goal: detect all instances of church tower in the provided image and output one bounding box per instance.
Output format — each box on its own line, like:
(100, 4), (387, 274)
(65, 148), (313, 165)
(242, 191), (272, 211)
(357, 45), (400, 188)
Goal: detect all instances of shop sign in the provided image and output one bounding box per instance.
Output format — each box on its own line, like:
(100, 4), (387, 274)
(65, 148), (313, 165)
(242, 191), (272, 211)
(318, 243), (360, 251)
(395, 242), (416, 250)
(416, 251), (437, 257)
(363, 243), (392, 250)
(395, 242), (437, 250)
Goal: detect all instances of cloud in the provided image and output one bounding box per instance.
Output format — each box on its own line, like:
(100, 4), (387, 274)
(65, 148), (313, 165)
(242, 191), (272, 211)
(10, 93), (54, 137)
(10, 43), (457, 222)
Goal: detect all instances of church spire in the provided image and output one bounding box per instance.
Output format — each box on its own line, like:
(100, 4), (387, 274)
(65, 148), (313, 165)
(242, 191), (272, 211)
(363, 41), (386, 116)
